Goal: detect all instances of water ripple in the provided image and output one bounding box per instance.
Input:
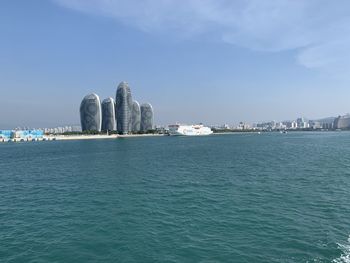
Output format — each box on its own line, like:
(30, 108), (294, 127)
(1, 133), (350, 262)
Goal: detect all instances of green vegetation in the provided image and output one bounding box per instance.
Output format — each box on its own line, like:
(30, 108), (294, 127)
(57, 130), (103, 136)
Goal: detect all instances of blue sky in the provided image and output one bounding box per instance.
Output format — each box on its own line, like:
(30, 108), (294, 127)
(1, 0), (350, 128)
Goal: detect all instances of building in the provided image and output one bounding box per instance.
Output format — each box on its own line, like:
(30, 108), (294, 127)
(79, 81), (155, 133)
(80, 93), (102, 132)
(334, 114), (350, 129)
(0, 130), (44, 141)
(43, 126), (81, 134)
(322, 122), (334, 129)
(131, 100), (141, 132)
(140, 103), (154, 131)
(101, 97), (117, 131)
(116, 81), (133, 134)
(0, 130), (12, 141)
(296, 117), (309, 129)
(309, 121), (322, 129)
(237, 122), (251, 130)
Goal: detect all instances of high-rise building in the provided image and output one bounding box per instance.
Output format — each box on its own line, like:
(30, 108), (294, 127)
(79, 81), (154, 133)
(140, 103), (154, 131)
(80, 93), (102, 131)
(116, 81), (133, 134)
(131, 100), (141, 132)
(101, 97), (117, 131)
(334, 114), (350, 129)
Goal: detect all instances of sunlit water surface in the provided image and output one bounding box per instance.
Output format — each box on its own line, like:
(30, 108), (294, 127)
(1, 132), (350, 262)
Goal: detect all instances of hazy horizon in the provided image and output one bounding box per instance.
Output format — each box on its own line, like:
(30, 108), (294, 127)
(1, 0), (350, 128)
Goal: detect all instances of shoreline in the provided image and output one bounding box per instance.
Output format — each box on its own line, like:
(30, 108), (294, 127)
(1, 130), (347, 143)
(55, 134), (118, 140)
(0, 133), (166, 143)
(57, 133), (165, 140)
(212, 131), (261, 135)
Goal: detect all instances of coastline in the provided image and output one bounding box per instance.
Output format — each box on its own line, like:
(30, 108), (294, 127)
(56, 133), (165, 140)
(212, 131), (261, 135)
(1, 130), (345, 143)
(118, 134), (165, 138)
(0, 133), (166, 143)
(55, 134), (118, 140)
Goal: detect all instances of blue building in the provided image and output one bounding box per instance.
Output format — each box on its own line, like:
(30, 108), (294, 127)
(0, 130), (44, 141)
(0, 130), (12, 140)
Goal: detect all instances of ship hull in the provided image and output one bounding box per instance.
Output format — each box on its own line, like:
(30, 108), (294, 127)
(168, 125), (213, 136)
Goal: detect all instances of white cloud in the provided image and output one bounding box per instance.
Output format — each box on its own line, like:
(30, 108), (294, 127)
(53, 0), (350, 70)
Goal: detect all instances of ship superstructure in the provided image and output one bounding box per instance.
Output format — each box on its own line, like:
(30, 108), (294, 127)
(168, 124), (213, 136)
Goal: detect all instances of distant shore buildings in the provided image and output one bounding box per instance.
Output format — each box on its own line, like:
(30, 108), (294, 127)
(80, 81), (154, 134)
(211, 115), (339, 132)
(0, 130), (44, 142)
(333, 114), (350, 129)
(43, 126), (81, 134)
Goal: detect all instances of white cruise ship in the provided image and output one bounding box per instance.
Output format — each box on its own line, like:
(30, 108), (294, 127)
(168, 124), (213, 136)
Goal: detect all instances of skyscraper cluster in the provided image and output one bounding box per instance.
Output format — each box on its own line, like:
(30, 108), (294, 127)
(80, 81), (154, 134)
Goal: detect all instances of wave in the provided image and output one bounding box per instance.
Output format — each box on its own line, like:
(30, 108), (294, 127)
(333, 235), (350, 263)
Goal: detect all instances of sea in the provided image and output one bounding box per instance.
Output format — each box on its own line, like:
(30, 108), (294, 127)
(1, 132), (350, 263)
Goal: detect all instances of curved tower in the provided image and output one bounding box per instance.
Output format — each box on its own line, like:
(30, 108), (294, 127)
(101, 97), (117, 131)
(116, 81), (133, 134)
(334, 114), (350, 129)
(131, 100), (141, 132)
(140, 103), (154, 132)
(80, 93), (102, 132)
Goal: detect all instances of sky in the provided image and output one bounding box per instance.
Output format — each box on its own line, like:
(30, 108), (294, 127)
(1, 0), (350, 128)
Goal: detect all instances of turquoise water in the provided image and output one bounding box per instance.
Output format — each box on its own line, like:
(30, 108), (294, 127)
(1, 132), (350, 262)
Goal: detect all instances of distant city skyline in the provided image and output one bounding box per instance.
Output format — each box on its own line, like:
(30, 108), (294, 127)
(2, 1), (350, 128)
(5, 114), (343, 131)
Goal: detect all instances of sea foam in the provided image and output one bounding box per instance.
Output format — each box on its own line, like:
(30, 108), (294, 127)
(333, 236), (350, 263)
